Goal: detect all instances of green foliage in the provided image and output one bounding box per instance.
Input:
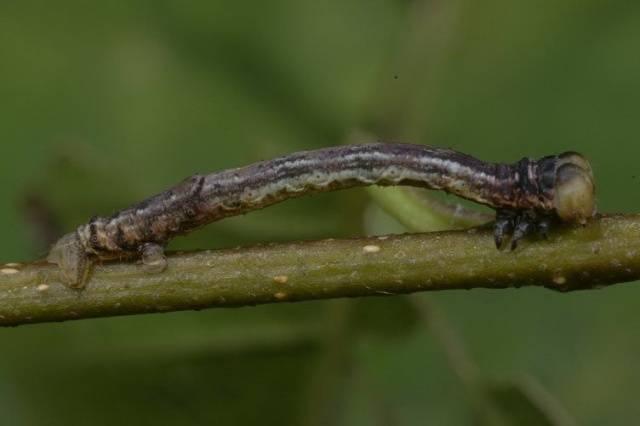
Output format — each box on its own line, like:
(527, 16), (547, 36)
(1, 0), (639, 425)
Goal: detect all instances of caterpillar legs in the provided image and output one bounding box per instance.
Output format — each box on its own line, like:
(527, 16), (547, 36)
(140, 243), (167, 273)
(494, 209), (552, 250)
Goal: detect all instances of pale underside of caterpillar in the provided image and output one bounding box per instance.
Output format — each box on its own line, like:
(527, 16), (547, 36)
(47, 143), (596, 287)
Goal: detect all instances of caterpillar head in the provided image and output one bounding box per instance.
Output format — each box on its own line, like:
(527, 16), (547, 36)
(552, 152), (596, 224)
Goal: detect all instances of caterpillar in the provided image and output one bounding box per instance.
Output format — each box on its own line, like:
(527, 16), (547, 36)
(47, 143), (595, 287)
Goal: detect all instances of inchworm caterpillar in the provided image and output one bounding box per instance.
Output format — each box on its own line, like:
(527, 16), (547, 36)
(48, 143), (595, 287)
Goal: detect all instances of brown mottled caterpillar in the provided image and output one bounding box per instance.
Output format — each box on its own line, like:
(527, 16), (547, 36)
(48, 143), (595, 287)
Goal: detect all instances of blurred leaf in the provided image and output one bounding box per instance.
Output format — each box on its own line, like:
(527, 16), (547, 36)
(8, 343), (321, 426)
(475, 376), (575, 426)
(2, 0), (640, 425)
(351, 297), (420, 339)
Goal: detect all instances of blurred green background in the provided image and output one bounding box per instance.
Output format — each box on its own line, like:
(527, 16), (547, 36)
(1, 1), (639, 425)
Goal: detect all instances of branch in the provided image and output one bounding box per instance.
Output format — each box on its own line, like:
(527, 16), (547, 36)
(1, 214), (639, 326)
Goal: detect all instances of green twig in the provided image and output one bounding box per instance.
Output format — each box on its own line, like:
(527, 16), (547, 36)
(1, 214), (639, 327)
(366, 186), (493, 231)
